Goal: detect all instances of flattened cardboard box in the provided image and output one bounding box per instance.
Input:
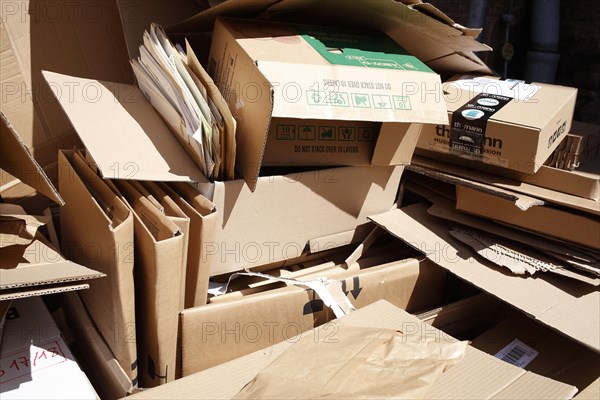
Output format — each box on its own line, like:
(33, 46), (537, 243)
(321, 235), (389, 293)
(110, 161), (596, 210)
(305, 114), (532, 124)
(416, 76), (577, 174)
(181, 255), (446, 375)
(126, 300), (577, 400)
(369, 203), (600, 353)
(208, 18), (446, 176)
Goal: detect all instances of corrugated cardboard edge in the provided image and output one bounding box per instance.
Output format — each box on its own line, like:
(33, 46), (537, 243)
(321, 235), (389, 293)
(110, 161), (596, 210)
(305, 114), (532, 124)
(0, 112), (64, 205)
(409, 155), (600, 215)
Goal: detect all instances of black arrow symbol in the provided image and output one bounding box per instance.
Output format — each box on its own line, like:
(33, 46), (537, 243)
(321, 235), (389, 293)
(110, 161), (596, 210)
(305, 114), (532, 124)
(343, 276), (362, 300)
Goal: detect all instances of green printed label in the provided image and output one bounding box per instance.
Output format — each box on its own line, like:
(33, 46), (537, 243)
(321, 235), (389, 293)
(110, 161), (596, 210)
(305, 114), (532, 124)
(298, 27), (432, 73)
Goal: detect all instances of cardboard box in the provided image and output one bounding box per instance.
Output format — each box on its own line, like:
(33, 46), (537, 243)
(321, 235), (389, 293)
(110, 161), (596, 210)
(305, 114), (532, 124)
(181, 250), (447, 375)
(455, 186), (600, 250)
(369, 203), (600, 353)
(208, 18), (446, 173)
(416, 76), (578, 174)
(0, 297), (98, 399)
(170, 0), (493, 75)
(126, 300), (578, 400)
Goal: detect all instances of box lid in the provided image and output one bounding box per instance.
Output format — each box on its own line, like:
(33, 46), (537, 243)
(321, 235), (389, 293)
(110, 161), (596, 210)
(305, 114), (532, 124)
(369, 204), (600, 353)
(42, 71), (205, 183)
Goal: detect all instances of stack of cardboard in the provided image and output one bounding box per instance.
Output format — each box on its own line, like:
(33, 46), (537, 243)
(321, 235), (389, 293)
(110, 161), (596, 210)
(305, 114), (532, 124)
(1, 0), (598, 399)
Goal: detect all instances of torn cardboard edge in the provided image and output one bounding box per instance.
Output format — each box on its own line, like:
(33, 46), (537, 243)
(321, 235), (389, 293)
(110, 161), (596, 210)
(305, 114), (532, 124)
(409, 155), (600, 215)
(369, 203), (600, 353)
(0, 112), (64, 205)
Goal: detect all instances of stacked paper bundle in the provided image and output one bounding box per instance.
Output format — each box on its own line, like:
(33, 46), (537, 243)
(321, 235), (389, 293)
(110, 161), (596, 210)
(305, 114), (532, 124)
(131, 23), (236, 181)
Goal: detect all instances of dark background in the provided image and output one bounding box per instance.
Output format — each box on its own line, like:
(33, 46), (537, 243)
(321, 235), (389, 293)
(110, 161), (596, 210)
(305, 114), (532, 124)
(428, 0), (600, 124)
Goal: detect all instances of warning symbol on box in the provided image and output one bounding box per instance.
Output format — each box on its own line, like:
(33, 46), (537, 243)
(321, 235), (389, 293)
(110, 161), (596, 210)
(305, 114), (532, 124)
(276, 125), (296, 140)
(351, 93), (371, 108)
(338, 127), (356, 141)
(298, 125), (316, 140)
(318, 126), (336, 141)
(393, 95), (412, 110)
(372, 94), (392, 109)
(359, 127), (375, 141)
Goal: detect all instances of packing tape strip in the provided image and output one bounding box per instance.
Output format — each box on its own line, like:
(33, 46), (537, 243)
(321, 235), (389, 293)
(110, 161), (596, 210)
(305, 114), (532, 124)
(209, 271), (355, 318)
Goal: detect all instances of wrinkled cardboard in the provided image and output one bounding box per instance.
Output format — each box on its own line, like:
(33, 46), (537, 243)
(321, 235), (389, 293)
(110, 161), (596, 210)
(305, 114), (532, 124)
(181, 254), (446, 375)
(0, 297), (98, 399)
(456, 186), (600, 250)
(369, 203), (600, 353)
(126, 300), (577, 400)
(58, 150), (138, 383)
(416, 77), (577, 174)
(234, 325), (467, 400)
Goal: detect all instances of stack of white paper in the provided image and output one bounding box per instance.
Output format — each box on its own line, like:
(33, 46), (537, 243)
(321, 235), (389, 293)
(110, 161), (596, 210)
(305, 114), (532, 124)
(131, 23), (236, 181)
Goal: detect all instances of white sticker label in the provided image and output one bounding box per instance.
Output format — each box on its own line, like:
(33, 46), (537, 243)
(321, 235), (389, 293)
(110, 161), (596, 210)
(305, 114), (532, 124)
(494, 339), (539, 368)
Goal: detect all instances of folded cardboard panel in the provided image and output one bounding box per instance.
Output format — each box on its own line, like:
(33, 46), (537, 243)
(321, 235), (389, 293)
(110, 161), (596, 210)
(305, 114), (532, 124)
(369, 203), (600, 353)
(195, 165), (403, 276)
(58, 150), (138, 383)
(455, 186), (600, 250)
(126, 300), (577, 400)
(0, 0), (133, 196)
(416, 76), (578, 174)
(408, 155), (600, 216)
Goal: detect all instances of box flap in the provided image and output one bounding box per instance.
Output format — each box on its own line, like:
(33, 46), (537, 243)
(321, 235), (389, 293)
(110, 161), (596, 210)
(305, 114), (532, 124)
(409, 156), (600, 216)
(369, 204), (600, 353)
(42, 71), (205, 182)
(169, 0), (493, 75)
(0, 113), (63, 205)
(0, 0), (133, 190)
(260, 61), (448, 124)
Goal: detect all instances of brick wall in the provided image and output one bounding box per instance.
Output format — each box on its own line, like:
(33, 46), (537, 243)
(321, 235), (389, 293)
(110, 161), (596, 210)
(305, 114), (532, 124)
(427, 0), (600, 124)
